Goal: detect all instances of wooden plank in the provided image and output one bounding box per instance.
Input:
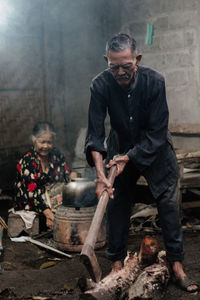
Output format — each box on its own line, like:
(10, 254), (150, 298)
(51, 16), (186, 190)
(182, 201), (200, 209)
(169, 124), (200, 136)
(180, 172), (200, 188)
(176, 151), (200, 162)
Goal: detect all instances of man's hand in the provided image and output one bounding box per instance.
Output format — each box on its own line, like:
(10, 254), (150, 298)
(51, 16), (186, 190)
(91, 150), (117, 200)
(96, 175), (114, 200)
(106, 155), (130, 176)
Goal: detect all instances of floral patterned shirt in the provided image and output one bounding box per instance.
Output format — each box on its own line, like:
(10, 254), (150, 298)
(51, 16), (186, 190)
(14, 147), (70, 213)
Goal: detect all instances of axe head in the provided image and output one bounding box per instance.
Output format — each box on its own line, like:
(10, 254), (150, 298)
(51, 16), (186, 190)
(80, 244), (102, 283)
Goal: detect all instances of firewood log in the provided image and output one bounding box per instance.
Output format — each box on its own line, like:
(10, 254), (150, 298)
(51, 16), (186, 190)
(128, 262), (169, 299)
(79, 253), (140, 300)
(79, 236), (169, 300)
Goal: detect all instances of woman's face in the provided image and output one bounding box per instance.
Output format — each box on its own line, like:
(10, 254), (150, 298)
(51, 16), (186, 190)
(34, 132), (54, 158)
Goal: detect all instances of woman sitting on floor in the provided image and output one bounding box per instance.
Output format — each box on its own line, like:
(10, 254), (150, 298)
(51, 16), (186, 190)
(12, 121), (77, 232)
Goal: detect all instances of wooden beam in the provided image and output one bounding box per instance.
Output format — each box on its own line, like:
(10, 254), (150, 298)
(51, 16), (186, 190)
(169, 124), (200, 136)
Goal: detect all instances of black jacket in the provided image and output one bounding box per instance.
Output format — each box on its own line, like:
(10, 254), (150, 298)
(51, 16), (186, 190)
(85, 66), (179, 198)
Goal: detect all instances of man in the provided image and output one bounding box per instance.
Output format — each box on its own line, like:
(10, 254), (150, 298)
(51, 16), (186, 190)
(85, 33), (198, 292)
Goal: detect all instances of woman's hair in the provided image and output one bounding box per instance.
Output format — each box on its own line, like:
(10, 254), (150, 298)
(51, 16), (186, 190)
(31, 121), (56, 143)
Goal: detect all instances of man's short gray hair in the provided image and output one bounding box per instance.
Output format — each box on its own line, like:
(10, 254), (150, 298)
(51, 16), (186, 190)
(106, 33), (137, 56)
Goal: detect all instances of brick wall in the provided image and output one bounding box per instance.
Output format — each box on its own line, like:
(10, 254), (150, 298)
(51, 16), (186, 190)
(119, 0), (200, 124)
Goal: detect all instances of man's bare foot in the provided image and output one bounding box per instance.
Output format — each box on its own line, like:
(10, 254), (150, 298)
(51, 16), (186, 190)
(172, 261), (199, 292)
(111, 260), (123, 272)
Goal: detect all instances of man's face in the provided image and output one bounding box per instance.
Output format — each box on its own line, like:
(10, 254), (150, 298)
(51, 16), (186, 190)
(105, 48), (140, 88)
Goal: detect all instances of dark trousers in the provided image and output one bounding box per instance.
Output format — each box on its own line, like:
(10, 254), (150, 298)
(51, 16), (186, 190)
(106, 161), (184, 263)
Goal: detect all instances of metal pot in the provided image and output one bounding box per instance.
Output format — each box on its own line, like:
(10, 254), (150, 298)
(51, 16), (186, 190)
(62, 177), (97, 208)
(53, 205), (106, 252)
(54, 177), (106, 252)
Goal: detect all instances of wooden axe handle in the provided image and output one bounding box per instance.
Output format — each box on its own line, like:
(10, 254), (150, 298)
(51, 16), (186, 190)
(80, 165), (117, 282)
(83, 164), (117, 248)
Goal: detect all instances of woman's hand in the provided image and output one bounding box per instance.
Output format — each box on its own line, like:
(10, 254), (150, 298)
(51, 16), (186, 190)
(43, 208), (54, 229)
(69, 171), (79, 180)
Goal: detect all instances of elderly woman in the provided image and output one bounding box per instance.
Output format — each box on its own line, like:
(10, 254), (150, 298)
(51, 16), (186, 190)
(13, 121), (77, 230)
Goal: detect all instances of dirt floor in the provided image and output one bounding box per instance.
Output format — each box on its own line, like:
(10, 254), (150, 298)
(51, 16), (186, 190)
(0, 231), (200, 299)
(1, 192), (200, 299)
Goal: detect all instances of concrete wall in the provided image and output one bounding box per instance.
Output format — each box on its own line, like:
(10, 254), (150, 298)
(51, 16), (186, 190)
(0, 0), (111, 188)
(0, 0), (47, 189)
(118, 0), (200, 125)
(43, 0), (122, 170)
(1, 0), (200, 189)
(0, 0), (122, 188)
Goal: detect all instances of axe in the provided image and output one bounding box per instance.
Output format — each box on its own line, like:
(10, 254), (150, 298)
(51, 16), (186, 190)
(80, 164), (117, 282)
